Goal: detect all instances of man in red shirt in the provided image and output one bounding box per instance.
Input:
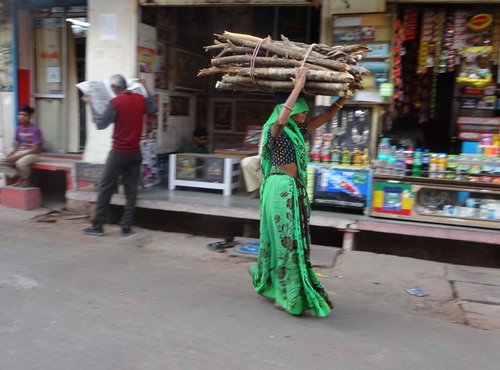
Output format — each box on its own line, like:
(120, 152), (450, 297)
(82, 74), (156, 236)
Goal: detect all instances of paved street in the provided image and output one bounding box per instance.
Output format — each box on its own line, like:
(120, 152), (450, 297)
(1, 206), (499, 370)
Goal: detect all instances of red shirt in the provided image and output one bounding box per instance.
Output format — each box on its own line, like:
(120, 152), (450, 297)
(110, 92), (147, 153)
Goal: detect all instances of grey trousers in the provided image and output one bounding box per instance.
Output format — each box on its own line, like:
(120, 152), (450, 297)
(93, 150), (142, 229)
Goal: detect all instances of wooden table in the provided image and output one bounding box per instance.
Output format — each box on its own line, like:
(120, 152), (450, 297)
(214, 149), (258, 159)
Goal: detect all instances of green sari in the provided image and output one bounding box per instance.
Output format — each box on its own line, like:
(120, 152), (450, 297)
(250, 98), (333, 317)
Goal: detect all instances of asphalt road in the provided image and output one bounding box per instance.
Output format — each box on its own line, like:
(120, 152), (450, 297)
(0, 209), (499, 370)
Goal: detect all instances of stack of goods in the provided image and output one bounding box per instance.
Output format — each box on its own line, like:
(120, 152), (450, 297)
(199, 31), (370, 97)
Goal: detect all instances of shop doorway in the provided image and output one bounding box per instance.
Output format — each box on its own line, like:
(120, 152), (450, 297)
(30, 6), (87, 153)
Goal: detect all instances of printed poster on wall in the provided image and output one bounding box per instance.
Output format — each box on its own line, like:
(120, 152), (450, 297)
(140, 139), (160, 187)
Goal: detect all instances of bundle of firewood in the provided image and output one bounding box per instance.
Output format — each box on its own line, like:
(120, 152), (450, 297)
(198, 31), (371, 97)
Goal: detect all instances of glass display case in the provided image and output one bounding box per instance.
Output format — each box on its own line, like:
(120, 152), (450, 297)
(371, 175), (500, 229)
(168, 153), (241, 195)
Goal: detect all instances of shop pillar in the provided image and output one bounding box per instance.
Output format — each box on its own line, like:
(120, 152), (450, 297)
(83, 0), (139, 164)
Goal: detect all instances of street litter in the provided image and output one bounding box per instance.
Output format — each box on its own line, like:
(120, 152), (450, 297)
(405, 287), (429, 297)
(32, 210), (87, 223)
(207, 237), (238, 253)
(235, 241), (260, 255)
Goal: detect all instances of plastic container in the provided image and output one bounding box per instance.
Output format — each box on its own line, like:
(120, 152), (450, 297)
(330, 146), (341, 164)
(376, 138), (391, 174)
(341, 147), (352, 166)
(445, 155), (458, 180)
(412, 148), (422, 177)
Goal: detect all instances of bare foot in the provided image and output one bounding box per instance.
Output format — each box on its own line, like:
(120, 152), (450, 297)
(17, 178), (31, 187)
(273, 301), (285, 312)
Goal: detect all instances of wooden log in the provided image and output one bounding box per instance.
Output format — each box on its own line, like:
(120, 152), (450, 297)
(219, 31), (347, 71)
(198, 66), (354, 83)
(281, 36), (371, 58)
(215, 80), (348, 97)
(210, 55), (335, 71)
(219, 75), (350, 92)
(223, 31), (264, 43)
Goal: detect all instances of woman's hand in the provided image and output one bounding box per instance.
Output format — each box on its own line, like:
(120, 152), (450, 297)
(292, 67), (308, 91)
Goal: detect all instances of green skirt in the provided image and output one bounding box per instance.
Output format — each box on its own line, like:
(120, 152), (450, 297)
(250, 170), (333, 317)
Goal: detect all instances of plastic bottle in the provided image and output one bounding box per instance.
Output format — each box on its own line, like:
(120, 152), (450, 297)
(387, 146), (397, 175)
(437, 153), (447, 179)
(395, 148), (406, 176)
(352, 147), (362, 166)
(404, 147), (415, 175)
(412, 148), (422, 177)
(321, 133), (332, 163)
(421, 150), (431, 177)
(429, 154), (438, 178)
(376, 137), (391, 174)
(330, 146), (341, 164)
(341, 147), (352, 166)
(445, 155), (458, 180)
(361, 148), (370, 167)
(321, 145), (331, 163)
(310, 134), (322, 162)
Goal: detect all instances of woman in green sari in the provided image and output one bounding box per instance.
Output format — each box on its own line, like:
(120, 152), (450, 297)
(250, 67), (346, 316)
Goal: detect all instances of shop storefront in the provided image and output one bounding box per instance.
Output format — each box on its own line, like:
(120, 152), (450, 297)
(136, 0), (392, 198)
(3, 0), (498, 231)
(369, 1), (500, 229)
(135, 1), (324, 188)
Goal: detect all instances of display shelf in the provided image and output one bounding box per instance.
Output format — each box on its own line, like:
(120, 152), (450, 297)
(373, 174), (500, 191)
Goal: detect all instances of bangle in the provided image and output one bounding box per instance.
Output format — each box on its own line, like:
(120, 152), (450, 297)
(334, 101), (344, 109)
(282, 104), (293, 112)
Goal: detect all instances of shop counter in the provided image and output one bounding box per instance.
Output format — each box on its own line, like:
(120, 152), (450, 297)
(371, 175), (500, 230)
(168, 153), (241, 195)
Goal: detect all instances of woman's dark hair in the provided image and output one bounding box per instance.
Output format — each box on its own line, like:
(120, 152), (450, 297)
(19, 105), (34, 115)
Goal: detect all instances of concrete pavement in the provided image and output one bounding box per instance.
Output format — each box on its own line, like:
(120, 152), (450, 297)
(1, 205), (500, 370)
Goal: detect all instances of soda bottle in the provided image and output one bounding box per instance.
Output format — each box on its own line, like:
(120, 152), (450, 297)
(421, 150), (430, 177)
(352, 147), (362, 166)
(387, 146), (397, 175)
(310, 134), (322, 162)
(330, 146), (341, 164)
(361, 148), (370, 167)
(404, 147), (414, 175)
(396, 148), (407, 176)
(437, 153), (447, 179)
(341, 147), (352, 166)
(412, 148), (422, 177)
(445, 155), (458, 180)
(429, 154), (438, 178)
(321, 133), (332, 163)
